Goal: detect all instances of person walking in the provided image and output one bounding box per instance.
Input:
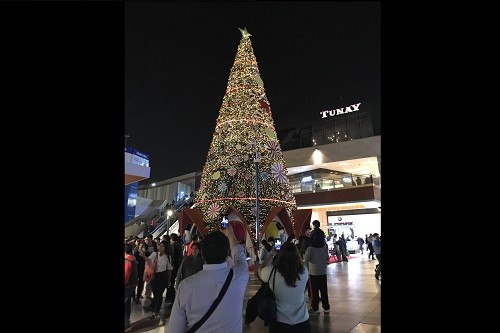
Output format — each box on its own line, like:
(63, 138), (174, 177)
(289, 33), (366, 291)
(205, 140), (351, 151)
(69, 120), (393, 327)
(132, 238), (145, 304)
(366, 233), (375, 260)
(331, 234), (342, 262)
(336, 234), (349, 262)
(142, 234), (158, 302)
(357, 236), (365, 255)
(124, 243), (137, 329)
(372, 233), (381, 280)
(138, 240), (173, 320)
(165, 233), (183, 304)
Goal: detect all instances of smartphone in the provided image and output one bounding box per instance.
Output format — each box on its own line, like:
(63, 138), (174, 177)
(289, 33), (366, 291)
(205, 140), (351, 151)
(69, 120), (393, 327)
(274, 240), (282, 250)
(220, 215), (229, 229)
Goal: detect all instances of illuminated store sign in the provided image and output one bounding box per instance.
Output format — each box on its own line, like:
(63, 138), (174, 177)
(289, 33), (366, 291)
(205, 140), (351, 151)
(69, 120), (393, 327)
(320, 103), (361, 119)
(125, 147), (150, 167)
(329, 204), (365, 211)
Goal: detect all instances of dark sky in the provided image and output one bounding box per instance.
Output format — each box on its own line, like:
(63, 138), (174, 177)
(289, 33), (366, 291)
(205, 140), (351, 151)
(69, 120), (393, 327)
(125, 2), (381, 185)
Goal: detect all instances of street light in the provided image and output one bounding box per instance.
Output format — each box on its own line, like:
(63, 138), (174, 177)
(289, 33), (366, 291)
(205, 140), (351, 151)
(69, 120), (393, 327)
(254, 151), (261, 254)
(125, 134), (130, 147)
(166, 209), (173, 235)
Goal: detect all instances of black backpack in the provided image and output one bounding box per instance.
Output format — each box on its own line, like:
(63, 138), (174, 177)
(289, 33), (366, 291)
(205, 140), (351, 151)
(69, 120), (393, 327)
(125, 258), (138, 288)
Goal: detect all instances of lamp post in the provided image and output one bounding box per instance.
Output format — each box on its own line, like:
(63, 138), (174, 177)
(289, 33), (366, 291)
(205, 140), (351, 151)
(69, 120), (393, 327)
(254, 151), (261, 254)
(166, 209), (173, 235)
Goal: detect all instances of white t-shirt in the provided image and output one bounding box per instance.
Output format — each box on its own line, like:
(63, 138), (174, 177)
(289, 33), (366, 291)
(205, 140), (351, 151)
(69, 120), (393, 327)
(148, 251), (173, 272)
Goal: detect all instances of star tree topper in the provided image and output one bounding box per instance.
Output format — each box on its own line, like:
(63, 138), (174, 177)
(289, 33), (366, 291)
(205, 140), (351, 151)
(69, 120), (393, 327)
(238, 27), (252, 38)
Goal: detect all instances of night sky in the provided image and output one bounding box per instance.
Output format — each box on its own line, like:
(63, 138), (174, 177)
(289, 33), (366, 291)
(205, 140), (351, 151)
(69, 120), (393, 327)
(125, 2), (381, 185)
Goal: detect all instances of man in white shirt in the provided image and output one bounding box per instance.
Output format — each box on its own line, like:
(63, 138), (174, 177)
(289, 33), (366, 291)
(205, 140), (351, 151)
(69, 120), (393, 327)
(167, 223), (249, 333)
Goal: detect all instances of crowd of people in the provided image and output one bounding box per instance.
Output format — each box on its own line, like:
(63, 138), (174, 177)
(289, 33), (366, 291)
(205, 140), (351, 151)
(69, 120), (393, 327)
(124, 220), (381, 332)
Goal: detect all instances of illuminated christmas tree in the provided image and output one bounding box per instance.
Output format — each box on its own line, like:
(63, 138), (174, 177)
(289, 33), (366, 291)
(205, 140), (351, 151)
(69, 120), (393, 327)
(195, 28), (297, 238)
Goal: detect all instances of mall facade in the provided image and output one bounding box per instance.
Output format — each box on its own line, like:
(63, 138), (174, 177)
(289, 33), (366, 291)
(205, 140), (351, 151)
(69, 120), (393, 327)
(126, 97), (381, 244)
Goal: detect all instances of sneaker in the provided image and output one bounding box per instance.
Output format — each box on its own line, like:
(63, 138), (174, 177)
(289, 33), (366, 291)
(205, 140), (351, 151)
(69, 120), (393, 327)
(158, 319), (165, 326)
(324, 310), (330, 315)
(308, 309), (319, 314)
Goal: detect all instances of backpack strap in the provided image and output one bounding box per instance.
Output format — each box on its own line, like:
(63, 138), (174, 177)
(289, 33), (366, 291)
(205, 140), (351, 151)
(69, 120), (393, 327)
(186, 269), (233, 333)
(268, 266), (277, 291)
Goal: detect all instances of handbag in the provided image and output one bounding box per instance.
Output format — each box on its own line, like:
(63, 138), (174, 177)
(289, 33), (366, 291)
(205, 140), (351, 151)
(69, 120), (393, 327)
(186, 268), (233, 333)
(244, 278), (267, 324)
(257, 266), (277, 323)
(143, 253), (158, 283)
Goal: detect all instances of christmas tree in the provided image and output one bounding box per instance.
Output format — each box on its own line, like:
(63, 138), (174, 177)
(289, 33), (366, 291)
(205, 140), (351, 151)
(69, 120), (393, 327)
(195, 28), (297, 238)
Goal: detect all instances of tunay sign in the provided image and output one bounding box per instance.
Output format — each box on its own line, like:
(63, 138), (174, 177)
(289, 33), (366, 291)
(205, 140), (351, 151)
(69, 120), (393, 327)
(320, 103), (361, 118)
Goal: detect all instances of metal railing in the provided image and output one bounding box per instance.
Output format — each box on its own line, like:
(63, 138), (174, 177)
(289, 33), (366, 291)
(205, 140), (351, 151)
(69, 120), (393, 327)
(289, 173), (380, 194)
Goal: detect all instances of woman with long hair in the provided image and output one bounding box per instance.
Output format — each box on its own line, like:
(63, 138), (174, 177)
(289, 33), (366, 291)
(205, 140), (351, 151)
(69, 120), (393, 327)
(139, 240), (173, 320)
(258, 242), (311, 333)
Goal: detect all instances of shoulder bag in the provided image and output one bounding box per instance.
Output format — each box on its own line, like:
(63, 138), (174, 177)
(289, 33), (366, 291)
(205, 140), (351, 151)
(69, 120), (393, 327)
(257, 266), (277, 323)
(186, 268), (233, 333)
(143, 252), (158, 283)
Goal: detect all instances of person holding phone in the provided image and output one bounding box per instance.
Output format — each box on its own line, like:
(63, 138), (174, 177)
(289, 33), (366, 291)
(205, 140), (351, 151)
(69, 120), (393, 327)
(167, 223), (249, 333)
(258, 242), (311, 332)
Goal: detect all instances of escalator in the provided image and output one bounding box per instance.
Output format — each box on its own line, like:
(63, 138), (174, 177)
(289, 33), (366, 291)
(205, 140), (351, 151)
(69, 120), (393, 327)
(125, 199), (167, 238)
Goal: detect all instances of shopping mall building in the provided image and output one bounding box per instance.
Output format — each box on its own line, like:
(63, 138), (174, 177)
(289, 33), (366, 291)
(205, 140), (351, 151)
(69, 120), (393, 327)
(125, 97), (380, 247)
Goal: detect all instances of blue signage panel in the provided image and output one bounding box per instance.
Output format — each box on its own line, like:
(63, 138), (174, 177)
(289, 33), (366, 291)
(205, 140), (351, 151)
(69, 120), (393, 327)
(125, 182), (138, 223)
(125, 147), (150, 167)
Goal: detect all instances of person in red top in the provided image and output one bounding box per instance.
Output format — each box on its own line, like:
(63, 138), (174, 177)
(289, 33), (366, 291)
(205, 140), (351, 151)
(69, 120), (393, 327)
(125, 243), (137, 329)
(186, 234), (200, 256)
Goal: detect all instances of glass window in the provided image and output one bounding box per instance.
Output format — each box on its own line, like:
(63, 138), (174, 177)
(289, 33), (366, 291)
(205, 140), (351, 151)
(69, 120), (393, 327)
(336, 130), (348, 142)
(359, 113), (374, 138)
(324, 119), (335, 133)
(334, 117), (346, 132)
(325, 133), (336, 144)
(346, 114), (359, 131)
(358, 113), (373, 130)
(312, 122), (324, 137)
(360, 127), (374, 137)
(348, 129), (361, 140)
(298, 127), (312, 148)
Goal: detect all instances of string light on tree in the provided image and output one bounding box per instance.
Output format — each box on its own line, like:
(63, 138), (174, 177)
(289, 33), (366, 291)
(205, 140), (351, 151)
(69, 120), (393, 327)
(195, 28), (296, 238)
